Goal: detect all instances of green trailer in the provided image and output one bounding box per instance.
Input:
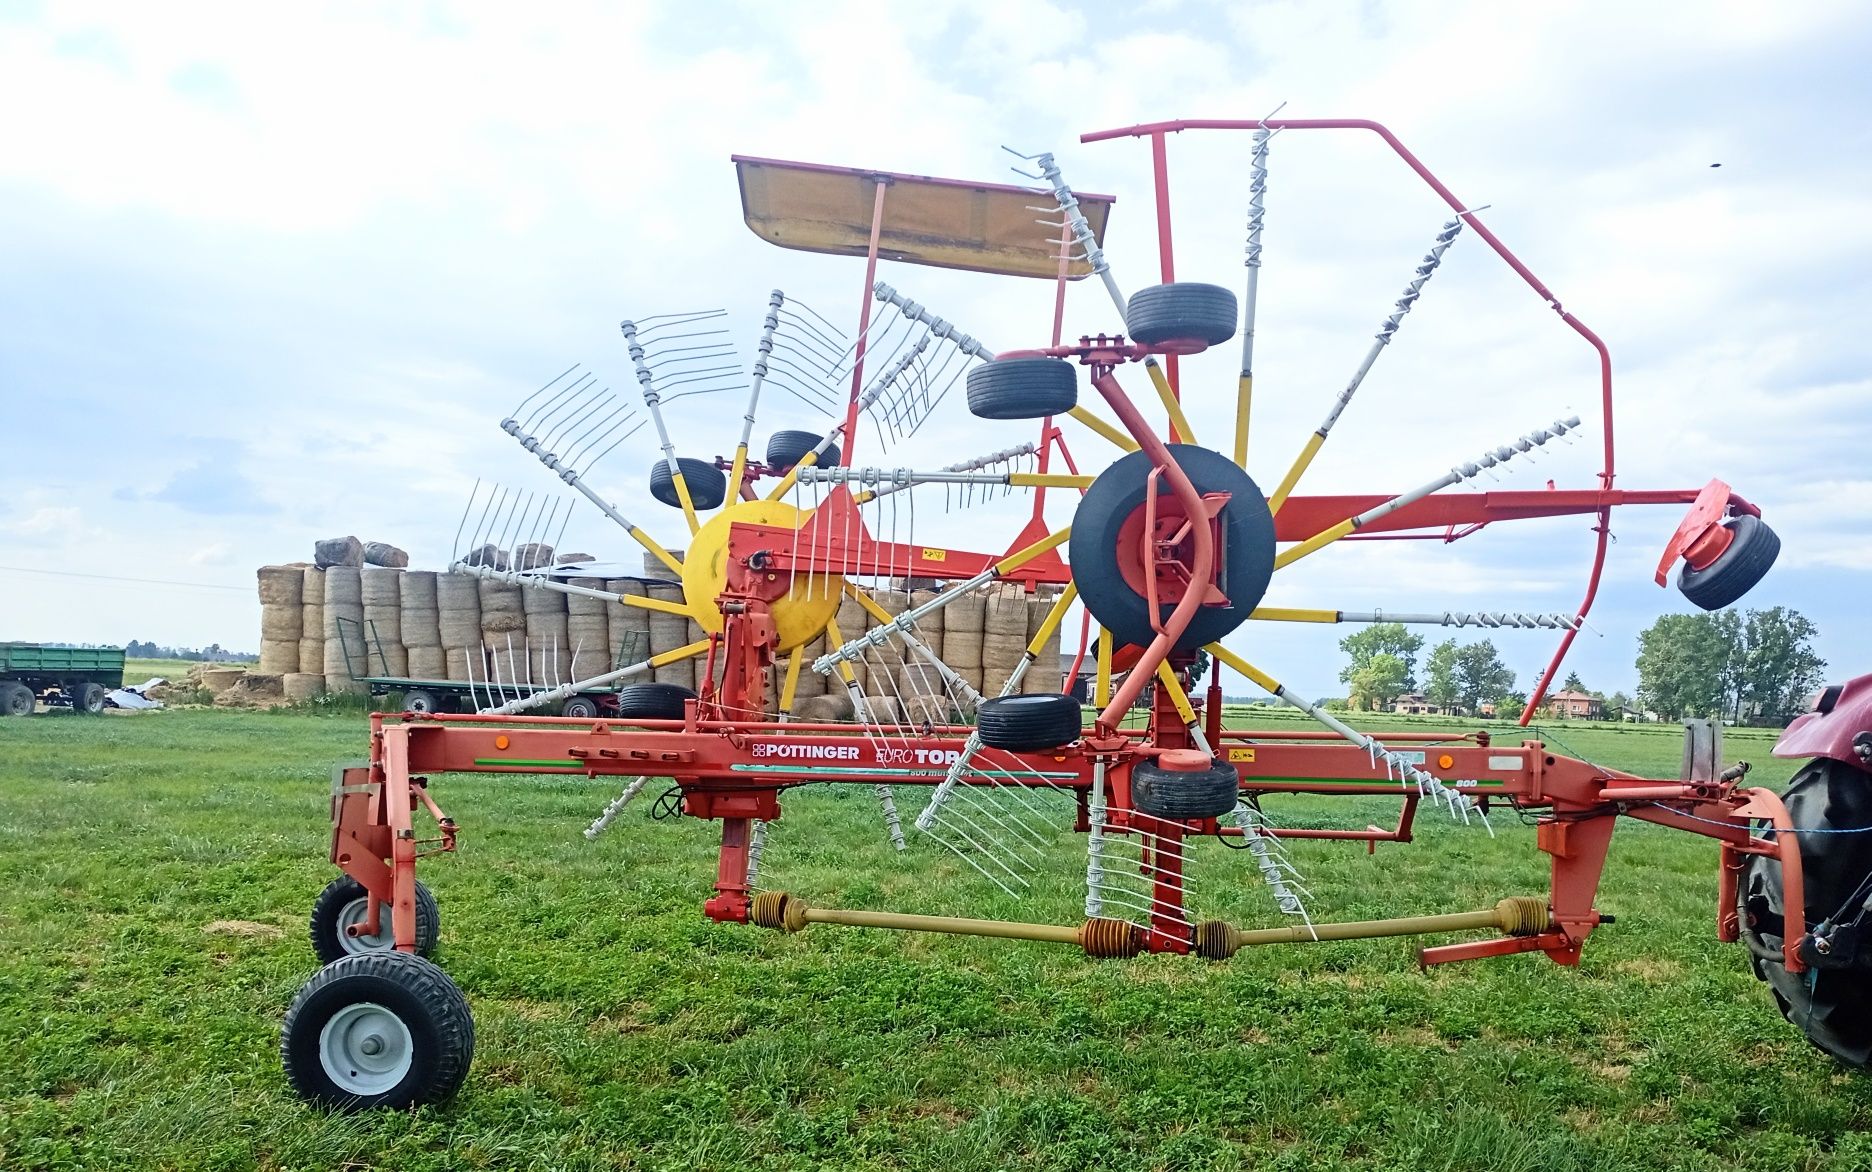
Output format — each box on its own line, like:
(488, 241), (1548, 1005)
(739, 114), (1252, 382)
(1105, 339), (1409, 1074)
(333, 618), (647, 716)
(0, 643), (126, 716)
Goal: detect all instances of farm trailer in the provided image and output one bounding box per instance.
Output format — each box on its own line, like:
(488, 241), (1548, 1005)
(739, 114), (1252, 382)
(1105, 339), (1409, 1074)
(0, 643), (124, 716)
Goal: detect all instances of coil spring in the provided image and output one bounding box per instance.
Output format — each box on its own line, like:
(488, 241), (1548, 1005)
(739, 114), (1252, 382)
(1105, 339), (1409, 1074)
(1193, 920), (1239, 961)
(1079, 917), (1144, 959)
(750, 890), (806, 932)
(1496, 896), (1552, 936)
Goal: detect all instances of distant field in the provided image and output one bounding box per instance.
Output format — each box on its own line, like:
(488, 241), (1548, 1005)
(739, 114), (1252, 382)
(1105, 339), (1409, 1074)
(121, 657), (213, 681)
(1, 708), (1865, 1171)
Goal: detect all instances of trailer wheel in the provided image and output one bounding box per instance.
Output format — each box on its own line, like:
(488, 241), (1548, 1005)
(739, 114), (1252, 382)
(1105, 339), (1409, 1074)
(0, 683), (32, 717)
(71, 682), (107, 714)
(402, 689), (443, 715)
(765, 430), (839, 471)
(612, 682), (695, 721)
(310, 876), (440, 966)
(561, 695), (601, 719)
(966, 357), (1078, 421)
(1125, 282), (1239, 348)
(649, 457), (727, 511)
(1741, 757), (1872, 1067)
(1130, 756), (1241, 820)
(1679, 514), (1781, 611)
(977, 693), (1083, 751)
(282, 951), (473, 1110)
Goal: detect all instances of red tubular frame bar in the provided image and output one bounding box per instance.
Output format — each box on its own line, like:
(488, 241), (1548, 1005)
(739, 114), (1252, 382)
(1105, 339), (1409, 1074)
(1080, 118), (1618, 723)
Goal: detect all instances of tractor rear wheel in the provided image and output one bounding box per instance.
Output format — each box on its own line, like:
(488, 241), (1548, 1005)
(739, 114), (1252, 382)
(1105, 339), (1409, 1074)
(0, 683), (33, 717)
(311, 876), (440, 965)
(1741, 757), (1872, 1067)
(282, 951), (473, 1110)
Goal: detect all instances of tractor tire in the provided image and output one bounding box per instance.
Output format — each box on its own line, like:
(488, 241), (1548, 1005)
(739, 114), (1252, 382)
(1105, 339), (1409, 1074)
(1070, 444), (1276, 652)
(402, 689), (443, 715)
(310, 875), (440, 966)
(1130, 757), (1241, 821)
(966, 357), (1078, 421)
(0, 682), (33, 717)
(1679, 514), (1780, 611)
(1741, 757), (1872, 1067)
(648, 457), (727, 511)
(976, 693), (1083, 751)
(561, 695), (601, 719)
(72, 682), (107, 714)
(766, 430), (839, 471)
(1125, 283), (1239, 348)
(282, 951), (474, 1110)
(612, 682), (695, 721)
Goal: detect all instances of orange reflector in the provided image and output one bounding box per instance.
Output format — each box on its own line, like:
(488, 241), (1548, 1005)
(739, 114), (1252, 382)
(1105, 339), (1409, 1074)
(495, 735), (510, 750)
(1438, 754), (1455, 769)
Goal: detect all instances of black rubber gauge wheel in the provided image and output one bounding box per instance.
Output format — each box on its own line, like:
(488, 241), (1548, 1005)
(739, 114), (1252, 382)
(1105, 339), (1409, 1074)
(765, 430), (839, 471)
(282, 951), (474, 1110)
(1679, 513), (1780, 611)
(1125, 283), (1239, 348)
(967, 357), (1078, 420)
(612, 682), (695, 721)
(976, 693), (1083, 751)
(649, 457), (727, 510)
(310, 875), (440, 965)
(1131, 757), (1241, 820)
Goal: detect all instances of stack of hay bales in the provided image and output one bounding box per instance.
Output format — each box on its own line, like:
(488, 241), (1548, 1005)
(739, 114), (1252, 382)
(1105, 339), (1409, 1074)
(940, 587), (986, 696)
(401, 571), (445, 680)
(523, 582), (572, 685)
(1022, 591), (1065, 694)
(900, 588), (950, 719)
(361, 567), (407, 678)
(565, 577), (612, 681)
(437, 572), (482, 682)
(478, 577), (527, 685)
(256, 566), (303, 675)
(982, 586), (1030, 697)
(835, 593), (870, 695)
(297, 567), (326, 695)
(322, 566), (366, 695)
(647, 579), (694, 691)
(607, 577), (651, 669)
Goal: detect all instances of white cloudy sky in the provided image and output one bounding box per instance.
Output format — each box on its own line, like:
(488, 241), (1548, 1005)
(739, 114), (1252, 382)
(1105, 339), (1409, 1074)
(3, 0), (1868, 699)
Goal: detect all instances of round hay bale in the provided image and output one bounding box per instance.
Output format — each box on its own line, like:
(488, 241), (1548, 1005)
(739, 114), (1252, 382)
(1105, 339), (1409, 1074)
(360, 566), (401, 608)
(282, 673), (325, 702)
(482, 644), (528, 685)
(260, 604), (301, 642)
(445, 648), (475, 681)
(567, 613), (612, 677)
(527, 611), (570, 649)
(369, 643), (408, 678)
(298, 636), (323, 673)
(258, 639), (299, 674)
(436, 572), (479, 610)
(202, 667), (246, 694)
(400, 571), (438, 609)
(943, 588), (986, 634)
(362, 542), (409, 568)
(908, 590), (944, 639)
(641, 550), (683, 581)
(324, 674), (367, 697)
(521, 582), (566, 616)
(362, 606), (402, 646)
(565, 578), (609, 618)
(941, 625), (984, 669)
(985, 590), (1028, 636)
(401, 606), (441, 649)
(301, 565), (324, 598)
(437, 611), (481, 648)
(314, 536), (363, 568)
(257, 565), (304, 606)
(861, 695), (902, 724)
(324, 566), (363, 607)
(322, 636), (354, 679)
(406, 646), (446, 680)
(653, 654), (696, 691)
(479, 610), (526, 637)
(901, 693), (952, 726)
(477, 577), (522, 611)
(791, 692), (854, 722)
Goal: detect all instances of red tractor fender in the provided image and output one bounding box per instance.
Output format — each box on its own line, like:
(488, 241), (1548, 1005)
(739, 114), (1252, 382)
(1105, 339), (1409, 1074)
(1773, 672), (1872, 774)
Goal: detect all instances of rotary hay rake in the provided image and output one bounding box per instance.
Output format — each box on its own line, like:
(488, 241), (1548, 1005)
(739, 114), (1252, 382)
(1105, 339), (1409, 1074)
(281, 115), (1851, 1111)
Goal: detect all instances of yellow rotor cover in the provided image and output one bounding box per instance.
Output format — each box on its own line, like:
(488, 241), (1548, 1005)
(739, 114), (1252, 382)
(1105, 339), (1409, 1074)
(680, 499), (842, 653)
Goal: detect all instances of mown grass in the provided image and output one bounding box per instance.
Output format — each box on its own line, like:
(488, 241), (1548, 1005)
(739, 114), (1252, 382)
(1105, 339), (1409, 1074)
(2, 708), (1868, 1171)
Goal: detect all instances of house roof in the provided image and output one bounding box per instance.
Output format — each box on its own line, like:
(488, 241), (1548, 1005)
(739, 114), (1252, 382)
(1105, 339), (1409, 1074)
(1550, 690), (1599, 702)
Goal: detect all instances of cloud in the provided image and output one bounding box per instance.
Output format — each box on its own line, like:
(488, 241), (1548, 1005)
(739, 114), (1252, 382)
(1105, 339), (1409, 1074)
(136, 461), (279, 517)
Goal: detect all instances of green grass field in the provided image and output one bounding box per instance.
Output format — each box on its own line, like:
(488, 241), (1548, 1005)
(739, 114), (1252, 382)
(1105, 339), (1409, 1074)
(3, 708), (1868, 1171)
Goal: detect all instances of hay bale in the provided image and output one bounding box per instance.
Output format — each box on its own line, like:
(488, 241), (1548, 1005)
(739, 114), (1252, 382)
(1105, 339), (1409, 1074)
(791, 692), (853, 722)
(567, 612), (612, 679)
(201, 667), (247, 694)
(260, 604), (301, 642)
(374, 643), (409, 678)
(483, 643), (528, 686)
(400, 571), (438, 609)
(982, 632), (1028, 694)
(324, 566), (363, 607)
(1022, 597), (1065, 695)
(861, 695), (902, 724)
(984, 590), (1028, 636)
(362, 542), (409, 568)
(900, 693), (952, 726)
(641, 550), (683, 581)
(360, 566), (400, 607)
(257, 565), (304, 606)
(406, 646), (446, 680)
(258, 639), (299, 674)
(462, 544), (508, 571)
(941, 623), (983, 670)
(436, 572), (479, 610)
(477, 579), (526, 634)
(402, 607), (441, 649)
(511, 542), (555, 571)
(298, 636), (323, 673)
(557, 552), (595, 565)
(282, 673), (325, 702)
(444, 648), (476, 682)
(438, 612), (481, 648)
(324, 673), (367, 697)
(521, 582), (566, 616)
(565, 577), (609, 617)
(314, 536), (363, 568)
(215, 672), (286, 708)
(944, 587), (985, 633)
(301, 567), (324, 630)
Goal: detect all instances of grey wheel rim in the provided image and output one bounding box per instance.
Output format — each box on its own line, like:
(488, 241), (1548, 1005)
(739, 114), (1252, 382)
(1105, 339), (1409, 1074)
(335, 896), (394, 953)
(318, 1001), (414, 1095)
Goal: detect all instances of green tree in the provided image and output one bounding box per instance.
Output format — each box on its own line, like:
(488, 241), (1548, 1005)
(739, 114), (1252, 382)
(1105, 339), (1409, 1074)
(1455, 641), (1516, 713)
(1740, 606), (1826, 724)
(1338, 623), (1425, 694)
(1635, 612), (1734, 719)
(1423, 639), (1462, 712)
(1562, 670), (1586, 693)
(1348, 652), (1410, 711)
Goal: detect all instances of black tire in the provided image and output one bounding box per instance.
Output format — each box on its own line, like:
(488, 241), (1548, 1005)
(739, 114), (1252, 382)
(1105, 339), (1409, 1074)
(1679, 514), (1780, 611)
(976, 693), (1083, 751)
(402, 689), (443, 715)
(1741, 757), (1872, 1067)
(282, 951), (474, 1110)
(765, 430), (839, 471)
(649, 457), (727, 511)
(1070, 444), (1276, 652)
(310, 876), (440, 966)
(612, 682), (695, 721)
(1130, 757), (1241, 820)
(72, 682), (107, 715)
(1125, 283), (1239, 348)
(966, 357), (1078, 421)
(0, 682), (33, 717)
(561, 695), (601, 719)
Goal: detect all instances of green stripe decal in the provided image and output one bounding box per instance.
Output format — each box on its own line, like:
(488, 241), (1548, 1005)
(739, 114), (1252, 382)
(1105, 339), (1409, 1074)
(472, 758), (584, 769)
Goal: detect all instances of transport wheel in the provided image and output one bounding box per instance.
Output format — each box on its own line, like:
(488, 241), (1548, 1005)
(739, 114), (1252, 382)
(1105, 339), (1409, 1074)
(1070, 443), (1276, 652)
(612, 682), (695, 721)
(71, 682), (107, 714)
(966, 356), (1078, 420)
(401, 689), (443, 715)
(561, 695), (601, 719)
(765, 430), (839, 471)
(310, 875), (440, 965)
(1679, 514), (1781, 611)
(976, 693), (1083, 751)
(1125, 282), (1239, 348)
(0, 682), (32, 717)
(1740, 757), (1872, 1067)
(1130, 756), (1241, 820)
(282, 951), (474, 1110)
(649, 456), (727, 510)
